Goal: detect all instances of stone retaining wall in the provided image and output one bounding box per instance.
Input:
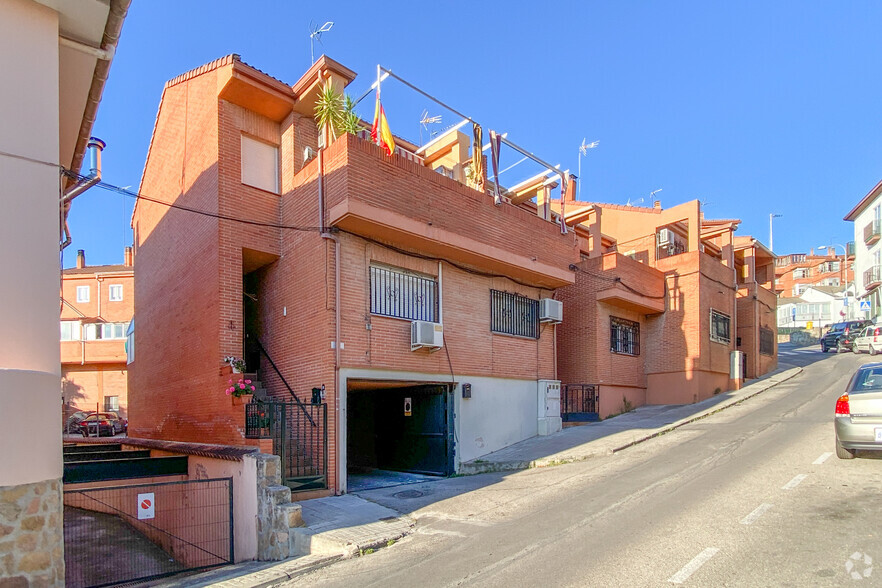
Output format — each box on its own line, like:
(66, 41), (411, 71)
(0, 478), (64, 586)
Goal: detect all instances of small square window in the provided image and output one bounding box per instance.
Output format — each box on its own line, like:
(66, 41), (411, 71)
(109, 284), (123, 302)
(104, 396), (119, 411)
(76, 286), (89, 303)
(241, 135), (280, 193)
(710, 309), (731, 344)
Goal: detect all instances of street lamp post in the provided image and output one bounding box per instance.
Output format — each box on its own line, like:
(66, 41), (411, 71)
(818, 244), (851, 321)
(770, 213), (782, 253)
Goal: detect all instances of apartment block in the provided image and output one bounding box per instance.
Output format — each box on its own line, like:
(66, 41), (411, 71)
(61, 248), (133, 420)
(131, 55), (577, 495)
(774, 250), (854, 297)
(845, 180), (882, 322)
(556, 199), (777, 417)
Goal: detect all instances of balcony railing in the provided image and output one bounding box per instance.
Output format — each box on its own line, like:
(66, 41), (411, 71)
(864, 265), (882, 290)
(847, 241), (856, 257)
(864, 220), (881, 245)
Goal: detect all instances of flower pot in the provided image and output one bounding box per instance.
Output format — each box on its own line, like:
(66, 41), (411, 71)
(232, 394), (253, 406)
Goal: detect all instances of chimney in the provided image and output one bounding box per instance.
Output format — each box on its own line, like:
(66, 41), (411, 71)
(76, 249), (85, 269)
(124, 246), (133, 267)
(653, 200), (661, 209)
(810, 248), (814, 256)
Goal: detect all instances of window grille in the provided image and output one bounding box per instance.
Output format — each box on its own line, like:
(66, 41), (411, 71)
(490, 290), (539, 339)
(760, 328), (774, 356)
(370, 265), (438, 322)
(710, 309), (731, 344)
(610, 317), (640, 355)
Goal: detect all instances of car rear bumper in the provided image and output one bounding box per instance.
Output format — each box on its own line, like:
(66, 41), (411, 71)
(835, 417), (882, 449)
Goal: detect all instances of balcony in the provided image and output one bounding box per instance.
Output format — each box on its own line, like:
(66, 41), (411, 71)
(321, 134), (577, 289)
(847, 241), (856, 257)
(864, 266), (882, 290)
(590, 253), (665, 315)
(864, 220), (881, 245)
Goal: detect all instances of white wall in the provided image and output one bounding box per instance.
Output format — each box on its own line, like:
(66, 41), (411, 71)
(0, 0), (62, 486)
(852, 195), (882, 320)
(338, 368), (542, 491)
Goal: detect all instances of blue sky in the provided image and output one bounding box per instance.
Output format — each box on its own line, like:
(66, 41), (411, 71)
(68, 0), (882, 267)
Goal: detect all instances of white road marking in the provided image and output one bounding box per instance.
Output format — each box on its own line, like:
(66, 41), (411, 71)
(740, 503), (773, 525)
(416, 528), (467, 538)
(782, 474), (808, 490)
(668, 547), (720, 584)
(813, 452), (833, 465)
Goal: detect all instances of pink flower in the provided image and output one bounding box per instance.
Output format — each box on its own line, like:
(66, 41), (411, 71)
(225, 389), (231, 396)
(250, 385), (256, 392)
(239, 383), (246, 389)
(245, 379), (252, 384)
(228, 379), (232, 385)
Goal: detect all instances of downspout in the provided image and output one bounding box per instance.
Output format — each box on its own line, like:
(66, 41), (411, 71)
(317, 148), (343, 493)
(61, 138), (105, 250)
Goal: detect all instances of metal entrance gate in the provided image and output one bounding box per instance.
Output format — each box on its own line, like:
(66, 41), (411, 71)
(246, 402), (328, 492)
(63, 478), (233, 588)
(561, 384), (599, 422)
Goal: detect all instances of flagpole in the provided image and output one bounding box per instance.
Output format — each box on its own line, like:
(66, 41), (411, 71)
(375, 64), (382, 148)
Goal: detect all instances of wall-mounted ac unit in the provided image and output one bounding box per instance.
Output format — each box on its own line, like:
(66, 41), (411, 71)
(658, 228), (673, 246)
(539, 298), (563, 324)
(411, 320), (444, 351)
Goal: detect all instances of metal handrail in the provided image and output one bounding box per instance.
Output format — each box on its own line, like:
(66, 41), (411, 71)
(246, 333), (315, 427)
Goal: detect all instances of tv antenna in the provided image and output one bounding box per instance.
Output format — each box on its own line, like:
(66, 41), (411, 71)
(419, 109), (442, 144)
(309, 21), (334, 64)
(626, 197), (644, 207)
(578, 138), (599, 200)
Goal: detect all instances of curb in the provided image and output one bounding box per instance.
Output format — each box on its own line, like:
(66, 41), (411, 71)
(461, 367), (804, 475)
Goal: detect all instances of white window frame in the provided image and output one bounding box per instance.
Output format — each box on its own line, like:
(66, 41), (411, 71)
(76, 285), (90, 303)
(104, 396), (119, 411)
(710, 309), (731, 344)
(108, 284), (123, 302)
(61, 321), (81, 341)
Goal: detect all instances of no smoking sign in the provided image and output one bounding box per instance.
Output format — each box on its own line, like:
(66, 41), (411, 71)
(137, 492), (155, 520)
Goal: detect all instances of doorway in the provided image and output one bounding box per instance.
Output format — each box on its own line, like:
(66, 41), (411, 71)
(347, 381), (454, 490)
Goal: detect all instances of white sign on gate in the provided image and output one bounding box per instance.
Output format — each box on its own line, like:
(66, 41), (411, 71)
(137, 492), (155, 520)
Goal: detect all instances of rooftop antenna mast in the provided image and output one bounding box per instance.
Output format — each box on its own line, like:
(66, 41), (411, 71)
(419, 109), (442, 145)
(578, 138), (599, 200)
(309, 21), (334, 64)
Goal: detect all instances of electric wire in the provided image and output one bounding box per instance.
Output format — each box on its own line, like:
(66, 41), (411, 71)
(60, 169), (324, 232)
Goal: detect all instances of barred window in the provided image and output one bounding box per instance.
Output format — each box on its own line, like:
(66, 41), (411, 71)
(760, 327), (774, 356)
(610, 317), (640, 355)
(710, 309), (731, 344)
(370, 265), (437, 322)
(490, 290), (539, 339)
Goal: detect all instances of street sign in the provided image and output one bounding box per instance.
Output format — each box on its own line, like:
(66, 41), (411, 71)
(860, 301), (872, 312)
(137, 493), (155, 520)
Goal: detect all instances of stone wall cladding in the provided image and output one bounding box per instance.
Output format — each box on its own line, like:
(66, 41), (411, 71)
(0, 478), (64, 586)
(254, 454), (303, 561)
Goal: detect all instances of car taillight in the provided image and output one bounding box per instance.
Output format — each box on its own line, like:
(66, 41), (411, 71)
(100, 420), (109, 426)
(835, 394), (850, 416)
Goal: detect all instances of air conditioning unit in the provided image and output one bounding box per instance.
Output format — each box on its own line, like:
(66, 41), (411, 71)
(411, 320), (443, 351)
(539, 298), (563, 324)
(658, 228), (673, 246)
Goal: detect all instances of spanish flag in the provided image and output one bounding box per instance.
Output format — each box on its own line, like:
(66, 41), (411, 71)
(371, 94), (396, 156)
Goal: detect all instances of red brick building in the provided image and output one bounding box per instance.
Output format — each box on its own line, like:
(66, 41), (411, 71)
(555, 200), (777, 417)
(61, 248), (133, 421)
(131, 55), (577, 495)
(774, 250), (854, 297)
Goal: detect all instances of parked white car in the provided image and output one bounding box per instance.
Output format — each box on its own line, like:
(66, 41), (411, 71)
(853, 326), (882, 355)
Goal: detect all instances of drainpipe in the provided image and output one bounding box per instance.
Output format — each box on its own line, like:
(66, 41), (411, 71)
(61, 138), (105, 250)
(317, 148), (343, 494)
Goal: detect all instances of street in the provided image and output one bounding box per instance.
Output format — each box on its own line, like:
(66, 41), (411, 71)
(288, 347), (882, 587)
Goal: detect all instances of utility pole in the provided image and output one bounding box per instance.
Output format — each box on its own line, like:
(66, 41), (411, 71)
(769, 213), (782, 253)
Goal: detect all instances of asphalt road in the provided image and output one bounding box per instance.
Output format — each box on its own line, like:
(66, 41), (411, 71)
(289, 346), (882, 587)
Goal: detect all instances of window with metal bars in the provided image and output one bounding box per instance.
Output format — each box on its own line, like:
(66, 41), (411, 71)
(610, 316), (640, 355)
(490, 290), (539, 339)
(710, 309), (731, 344)
(759, 327), (774, 356)
(370, 265), (438, 322)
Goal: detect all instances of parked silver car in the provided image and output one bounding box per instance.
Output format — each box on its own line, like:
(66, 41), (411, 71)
(853, 325), (882, 355)
(835, 362), (882, 459)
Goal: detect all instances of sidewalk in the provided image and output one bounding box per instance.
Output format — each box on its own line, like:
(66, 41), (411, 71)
(460, 366), (803, 475)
